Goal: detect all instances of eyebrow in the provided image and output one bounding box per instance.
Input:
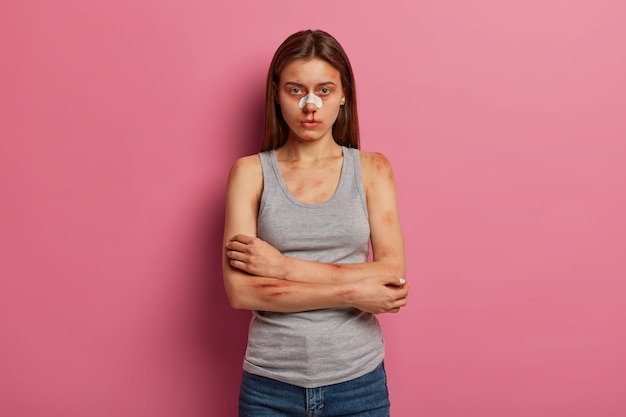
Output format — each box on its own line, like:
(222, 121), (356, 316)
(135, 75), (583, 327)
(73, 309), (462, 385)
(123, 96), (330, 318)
(284, 81), (337, 87)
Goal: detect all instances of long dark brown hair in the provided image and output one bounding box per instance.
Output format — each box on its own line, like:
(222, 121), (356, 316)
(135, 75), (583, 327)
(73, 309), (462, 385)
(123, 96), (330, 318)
(261, 30), (360, 151)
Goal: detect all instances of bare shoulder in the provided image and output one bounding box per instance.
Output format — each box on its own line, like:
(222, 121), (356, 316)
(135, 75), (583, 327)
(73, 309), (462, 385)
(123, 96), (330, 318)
(359, 150), (395, 183)
(227, 154), (263, 197)
(229, 154), (262, 177)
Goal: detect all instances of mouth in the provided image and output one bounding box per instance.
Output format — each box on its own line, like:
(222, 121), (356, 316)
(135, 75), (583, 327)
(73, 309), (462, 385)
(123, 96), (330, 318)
(301, 119), (320, 128)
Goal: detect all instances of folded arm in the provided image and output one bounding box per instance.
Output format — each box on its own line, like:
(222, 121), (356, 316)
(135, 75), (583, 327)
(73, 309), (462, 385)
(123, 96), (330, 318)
(225, 151), (406, 285)
(222, 154), (408, 313)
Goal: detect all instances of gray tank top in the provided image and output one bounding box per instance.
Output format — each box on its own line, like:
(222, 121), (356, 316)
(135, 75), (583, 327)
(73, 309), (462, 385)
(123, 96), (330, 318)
(243, 146), (384, 388)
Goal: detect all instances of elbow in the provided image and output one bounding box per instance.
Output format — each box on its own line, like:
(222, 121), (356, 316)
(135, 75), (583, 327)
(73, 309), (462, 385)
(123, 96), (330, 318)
(224, 286), (249, 310)
(223, 266), (253, 310)
(228, 300), (246, 310)
(223, 271), (284, 311)
(224, 278), (263, 311)
(223, 277), (247, 310)
(227, 294), (250, 310)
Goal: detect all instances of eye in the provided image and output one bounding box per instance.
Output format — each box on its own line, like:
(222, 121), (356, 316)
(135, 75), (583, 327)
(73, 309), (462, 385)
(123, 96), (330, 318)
(289, 87), (302, 95)
(319, 87), (331, 95)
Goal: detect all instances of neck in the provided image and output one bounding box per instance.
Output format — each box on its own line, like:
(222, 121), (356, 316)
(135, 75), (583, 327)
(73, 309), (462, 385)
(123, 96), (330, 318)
(279, 138), (342, 162)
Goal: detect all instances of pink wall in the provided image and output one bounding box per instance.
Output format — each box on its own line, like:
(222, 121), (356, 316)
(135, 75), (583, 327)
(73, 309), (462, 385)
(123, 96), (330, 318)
(2, 1), (625, 416)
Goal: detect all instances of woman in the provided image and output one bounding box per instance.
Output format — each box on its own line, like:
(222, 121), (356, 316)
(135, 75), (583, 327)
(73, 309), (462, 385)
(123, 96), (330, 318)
(223, 29), (409, 417)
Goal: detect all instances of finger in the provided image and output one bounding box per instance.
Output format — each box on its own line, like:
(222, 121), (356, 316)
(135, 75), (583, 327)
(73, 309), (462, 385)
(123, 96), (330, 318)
(229, 259), (247, 271)
(395, 297), (408, 308)
(226, 250), (247, 262)
(384, 277), (406, 287)
(226, 240), (247, 252)
(231, 234), (255, 244)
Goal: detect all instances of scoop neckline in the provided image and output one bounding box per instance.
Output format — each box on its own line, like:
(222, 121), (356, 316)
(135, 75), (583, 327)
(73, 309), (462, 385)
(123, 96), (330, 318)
(270, 146), (348, 208)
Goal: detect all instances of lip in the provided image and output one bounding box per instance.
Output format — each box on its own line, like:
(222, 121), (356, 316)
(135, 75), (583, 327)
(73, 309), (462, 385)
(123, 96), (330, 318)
(301, 120), (321, 129)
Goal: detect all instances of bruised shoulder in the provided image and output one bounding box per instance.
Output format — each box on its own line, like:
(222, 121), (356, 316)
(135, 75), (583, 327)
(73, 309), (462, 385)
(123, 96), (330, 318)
(359, 150), (395, 183)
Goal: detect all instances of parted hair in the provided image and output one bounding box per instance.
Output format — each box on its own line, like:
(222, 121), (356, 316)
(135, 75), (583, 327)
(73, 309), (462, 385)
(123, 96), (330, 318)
(261, 30), (360, 151)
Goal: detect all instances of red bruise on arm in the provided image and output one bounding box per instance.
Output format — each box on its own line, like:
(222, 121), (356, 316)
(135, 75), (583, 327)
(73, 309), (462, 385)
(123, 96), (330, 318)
(337, 288), (356, 297)
(253, 280), (295, 301)
(381, 210), (394, 225)
(269, 291), (290, 297)
(255, 281), (296, 297)
(321, 263), (346, 281)
(255, 283), (283, 289)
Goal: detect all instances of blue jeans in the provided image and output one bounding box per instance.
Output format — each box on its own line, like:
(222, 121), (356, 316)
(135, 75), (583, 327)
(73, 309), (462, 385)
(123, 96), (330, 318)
(239, 362), (390, 417)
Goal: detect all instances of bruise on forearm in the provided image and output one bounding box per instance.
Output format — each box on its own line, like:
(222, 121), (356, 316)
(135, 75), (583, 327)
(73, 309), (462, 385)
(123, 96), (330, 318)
(254, 281), (293, 299)
(337, 287), (356, 297)
(327, 263), (345, 280)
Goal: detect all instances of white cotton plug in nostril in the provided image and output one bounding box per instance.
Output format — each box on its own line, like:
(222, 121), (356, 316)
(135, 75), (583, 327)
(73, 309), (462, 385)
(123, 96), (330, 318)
(298, 93), (323, 109)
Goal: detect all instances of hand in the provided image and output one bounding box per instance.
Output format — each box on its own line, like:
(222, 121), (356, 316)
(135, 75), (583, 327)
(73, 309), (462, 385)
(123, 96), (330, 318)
(347, 276), (409, 314)
(226, 234), (288, 279)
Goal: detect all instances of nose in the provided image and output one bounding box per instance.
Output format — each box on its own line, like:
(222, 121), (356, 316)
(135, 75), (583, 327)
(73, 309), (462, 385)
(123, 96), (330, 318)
(301, 102), (318, 113)
(298, 93), (323, 111)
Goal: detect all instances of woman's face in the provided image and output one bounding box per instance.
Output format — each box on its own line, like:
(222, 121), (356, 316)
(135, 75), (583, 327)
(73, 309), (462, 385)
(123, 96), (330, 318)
(276, 58), (345, 144)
